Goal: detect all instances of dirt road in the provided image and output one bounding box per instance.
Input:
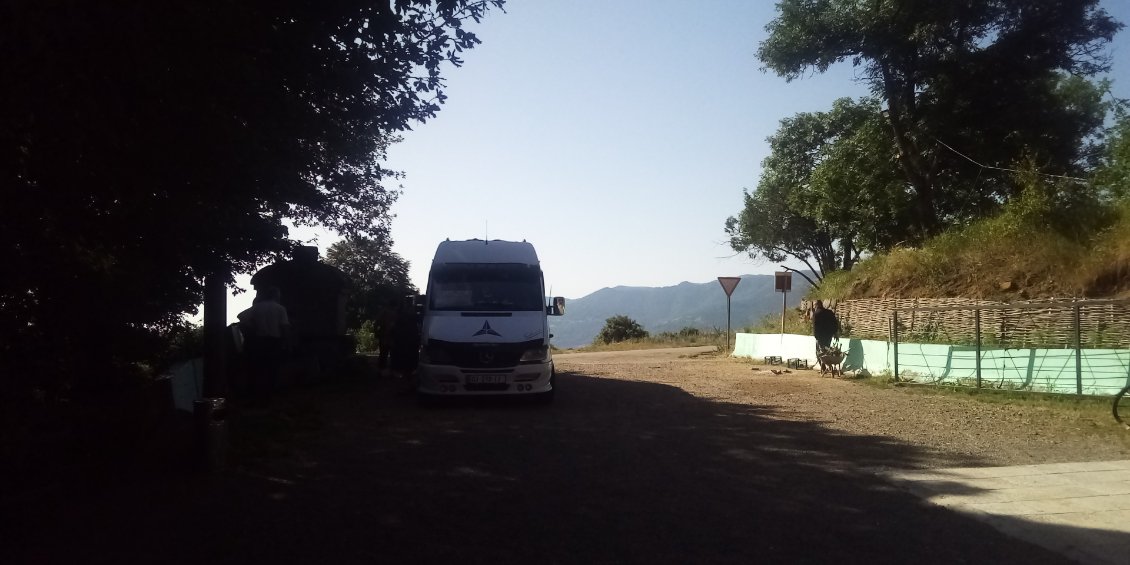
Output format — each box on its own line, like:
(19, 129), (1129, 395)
(11, 348), (1129, 564)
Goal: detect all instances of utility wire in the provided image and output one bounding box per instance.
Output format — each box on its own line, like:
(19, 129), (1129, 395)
(934, 138), (1089, 183)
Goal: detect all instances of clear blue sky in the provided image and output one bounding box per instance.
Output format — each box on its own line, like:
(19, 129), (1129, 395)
(220, 0), (1130, 320)
(383, 0), (869, 301)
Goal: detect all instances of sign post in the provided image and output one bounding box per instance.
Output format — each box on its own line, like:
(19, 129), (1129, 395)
(774, 271), (792, 335)
(717, 277), (742, 353)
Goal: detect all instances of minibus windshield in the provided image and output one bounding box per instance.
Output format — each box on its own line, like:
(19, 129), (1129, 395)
(429, 264), (544, 312)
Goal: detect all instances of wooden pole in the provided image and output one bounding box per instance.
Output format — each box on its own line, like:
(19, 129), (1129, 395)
(975, 308), (982, 389)
(202, 271), (228, 398)
(892, 311), (900, 382)
(726, 294), (732, 353)
(780, 290), (786, 335)
(1074, 303), (1083, 395)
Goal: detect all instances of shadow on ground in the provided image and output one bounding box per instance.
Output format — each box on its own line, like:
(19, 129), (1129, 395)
(7, 370), (1125, 564)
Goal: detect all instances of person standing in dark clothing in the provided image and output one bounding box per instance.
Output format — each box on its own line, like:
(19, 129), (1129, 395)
(389, 295), (421, 392)
(812, 300), (840, 372)
(375, 299), (397, 377)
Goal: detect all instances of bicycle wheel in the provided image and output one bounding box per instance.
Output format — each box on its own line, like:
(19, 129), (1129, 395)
(1113, 386), (1130, 425)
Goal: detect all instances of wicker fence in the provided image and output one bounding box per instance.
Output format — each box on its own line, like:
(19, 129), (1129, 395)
(834, 297), (1130, 349)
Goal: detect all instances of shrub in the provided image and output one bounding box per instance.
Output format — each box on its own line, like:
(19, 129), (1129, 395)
(744, 309), (810, 335)
(351, 319), (377, 353)
(164, 323), (204, 364)
(595, 315), (649, 344)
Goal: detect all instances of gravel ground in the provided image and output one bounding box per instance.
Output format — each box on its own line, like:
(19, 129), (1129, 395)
(10, 346), (1129, 564)
(559, 346), (1130, 469)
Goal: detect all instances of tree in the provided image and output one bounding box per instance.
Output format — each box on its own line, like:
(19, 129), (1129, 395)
(758, 0), (1121, 239)
(0, 1), (505, 396)
(1097, 113), (1130, 200)
(325, 236), (416, 330)
(596, 315), (649, 345)
(726, 98), (910, 283)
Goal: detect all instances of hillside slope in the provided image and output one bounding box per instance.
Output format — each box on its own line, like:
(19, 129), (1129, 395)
(772, 145), (1130, 304)
(815, 199), (1130, 302)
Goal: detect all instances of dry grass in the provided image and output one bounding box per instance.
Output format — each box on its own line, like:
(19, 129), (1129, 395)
(565, 334), (727, 353)
(819, 198), (1130, 300)
(1082, 200), (1130, 297)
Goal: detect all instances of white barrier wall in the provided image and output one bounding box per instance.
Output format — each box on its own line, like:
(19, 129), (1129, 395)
(732, 333), (1130, 395)
(731, 333), (818, 363)
(731, 333), (891, 374)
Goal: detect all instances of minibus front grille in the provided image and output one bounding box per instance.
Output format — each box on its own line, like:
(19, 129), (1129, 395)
(427, 339), (540, 369)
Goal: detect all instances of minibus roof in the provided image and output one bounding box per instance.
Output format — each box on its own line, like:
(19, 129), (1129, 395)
(431, 239), (540, 266)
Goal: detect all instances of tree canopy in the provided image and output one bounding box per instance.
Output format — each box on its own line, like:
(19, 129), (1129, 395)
(726, 98), (909, 282)
(1097, 113), (1130, 200)
(1, 1), (504, 396)
(325, 236), (416, 330)
(758, 0), (1121, 238)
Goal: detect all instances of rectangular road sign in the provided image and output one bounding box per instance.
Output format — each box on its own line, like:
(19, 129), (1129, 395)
(774, 271), (792, 292)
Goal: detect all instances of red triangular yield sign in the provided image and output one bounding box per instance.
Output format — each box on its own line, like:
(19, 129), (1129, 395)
(717, 276), (741, 297)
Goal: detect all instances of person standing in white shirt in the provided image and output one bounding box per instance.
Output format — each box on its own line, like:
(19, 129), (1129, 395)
(238, 287), (290, 404)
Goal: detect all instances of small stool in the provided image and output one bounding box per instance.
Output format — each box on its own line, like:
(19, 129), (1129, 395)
(764, 355), (782, 365)
(787, 358), (808, 370)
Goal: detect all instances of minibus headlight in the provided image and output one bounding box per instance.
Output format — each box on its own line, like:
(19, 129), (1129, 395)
(421, 344), (452, 365)
(519, 346), (549, 363)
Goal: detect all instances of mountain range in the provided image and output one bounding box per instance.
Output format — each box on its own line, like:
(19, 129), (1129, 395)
(548, 274), (810, 348)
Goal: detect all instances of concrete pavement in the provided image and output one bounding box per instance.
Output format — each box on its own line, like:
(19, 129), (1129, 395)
(888, 460), (1130, 565)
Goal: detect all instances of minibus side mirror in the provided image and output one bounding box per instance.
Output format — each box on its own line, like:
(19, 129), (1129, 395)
(547, 296), (565, 316)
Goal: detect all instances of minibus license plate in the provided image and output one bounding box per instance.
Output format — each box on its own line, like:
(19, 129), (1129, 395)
(466, 374), (506, 384)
